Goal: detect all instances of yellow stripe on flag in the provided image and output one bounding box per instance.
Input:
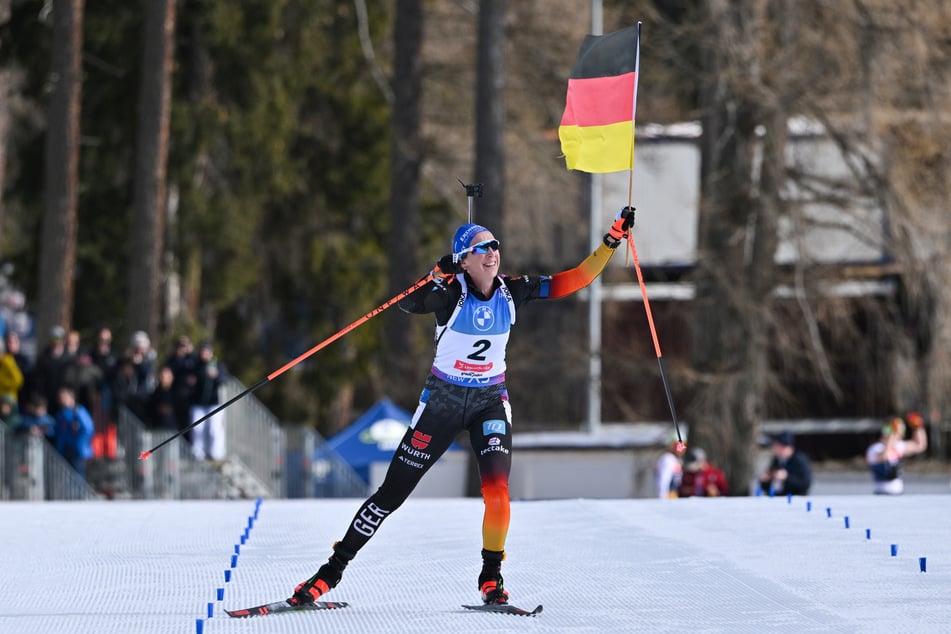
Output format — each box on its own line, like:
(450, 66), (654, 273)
(558, 121), (635, 174)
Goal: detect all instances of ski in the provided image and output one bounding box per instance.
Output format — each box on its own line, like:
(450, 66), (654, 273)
(226, 599), (349, 618)
(462, 603), (543, 617)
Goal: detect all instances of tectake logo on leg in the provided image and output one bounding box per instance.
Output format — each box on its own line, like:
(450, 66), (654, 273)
(411, 430), (432, 450)
(482, 420), (506, 435)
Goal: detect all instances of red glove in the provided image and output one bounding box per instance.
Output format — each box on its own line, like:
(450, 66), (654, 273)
(906, 412), (924, 429)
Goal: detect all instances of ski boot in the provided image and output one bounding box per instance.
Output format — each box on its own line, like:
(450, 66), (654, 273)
(291, 542), (356, 605)
(478, 548), (510, 605)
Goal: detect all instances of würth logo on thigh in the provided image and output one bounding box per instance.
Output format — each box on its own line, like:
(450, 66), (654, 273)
(399, 431), (433, 469)
(411, 430), (431, 450)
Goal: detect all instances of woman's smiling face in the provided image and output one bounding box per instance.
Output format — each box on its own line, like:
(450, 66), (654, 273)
(461, 231), (500, 279)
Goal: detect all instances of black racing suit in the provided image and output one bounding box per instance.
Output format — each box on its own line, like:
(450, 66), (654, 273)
(335, 241), (617, 557)
(337, 272), (548, 555)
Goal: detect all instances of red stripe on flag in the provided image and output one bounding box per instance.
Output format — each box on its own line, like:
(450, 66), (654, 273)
(559, 72), (635, 128)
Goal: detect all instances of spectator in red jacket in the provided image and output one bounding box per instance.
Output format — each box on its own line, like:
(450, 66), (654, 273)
(678, 447), (729, 497)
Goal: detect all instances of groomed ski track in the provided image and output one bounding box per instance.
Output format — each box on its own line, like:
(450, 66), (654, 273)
(2, 493), (949, 633)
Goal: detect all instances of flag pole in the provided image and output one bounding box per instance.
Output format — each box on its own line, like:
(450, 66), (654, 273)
(627, 22), (641, 206)
(624, 22), (641, 267)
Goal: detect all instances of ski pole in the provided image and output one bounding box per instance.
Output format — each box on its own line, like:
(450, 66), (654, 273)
(140, 272), (436, 459)
(626, 232), (685, 450)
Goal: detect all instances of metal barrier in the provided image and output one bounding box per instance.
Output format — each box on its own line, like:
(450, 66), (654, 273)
(3, 383), (372, 502)
(116, 406), (235, 499)
(219, 377), (286, 497)
(285, 424), (366, 498)
(0, 428), (100, 501)
(0, 428), (6, 499)
(117, 406), (156, 497)
(313, 441), (370, 498)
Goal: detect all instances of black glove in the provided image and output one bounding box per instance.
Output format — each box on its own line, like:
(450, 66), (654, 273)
(603, 206), (636, 248)
(431, 254), (462, 281)
(618, 206), (636, 231)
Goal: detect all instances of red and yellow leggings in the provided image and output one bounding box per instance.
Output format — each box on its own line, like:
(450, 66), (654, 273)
(338, 376), (512, 554)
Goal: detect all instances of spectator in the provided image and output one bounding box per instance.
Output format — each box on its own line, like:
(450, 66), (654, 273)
(759, 431), (813, 496)
(1, 393), (21, 431)
(146, 366), (178, 431)
(127, 330), (157, 397)
(0, 336), (25, 404)
(164, 335), (196, 436)
(113, 356), (150, 421)
(63, 347), (103, 419)
(4, 330), (32, 408)
(655, 432), (686, 499)
(16, 394), (55, 438)
(60, 328), (83, 399)
(90, 327), (119, 424)
(64, 329), (81, 362)
(53, 386), (95, 479)
(30, 326), (69, 416)
(678, 447), (729, 497)
(866, 413), (928, 495)
(188, 341), (226, 461)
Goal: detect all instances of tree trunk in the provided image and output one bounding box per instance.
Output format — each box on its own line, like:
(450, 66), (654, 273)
(37, 0), (84, 347)
(0, 0), (10, 243)
(181, 12), (217, 321)
(688, 0), (784, 494)
(127, 0), (176, 340)
(383, 0), (423, 402)
(474, 0), (506, 236)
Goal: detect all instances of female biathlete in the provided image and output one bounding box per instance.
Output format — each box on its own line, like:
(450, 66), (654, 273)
(291, 206), (635, 607)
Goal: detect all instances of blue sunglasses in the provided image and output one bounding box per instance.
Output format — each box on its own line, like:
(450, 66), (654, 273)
(470, 239), (500, 254)
(454, 239), (500, 263)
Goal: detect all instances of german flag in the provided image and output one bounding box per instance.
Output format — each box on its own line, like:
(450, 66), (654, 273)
(558, 25), (639, 173)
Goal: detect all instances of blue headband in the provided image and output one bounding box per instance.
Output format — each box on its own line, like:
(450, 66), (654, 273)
(452, 223), (489, 257)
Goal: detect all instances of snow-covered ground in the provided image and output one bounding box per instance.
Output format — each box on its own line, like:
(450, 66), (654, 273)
(2, 483), (950, 633)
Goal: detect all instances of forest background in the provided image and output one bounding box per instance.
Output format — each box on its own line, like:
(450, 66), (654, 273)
(1, 0), (950, 493)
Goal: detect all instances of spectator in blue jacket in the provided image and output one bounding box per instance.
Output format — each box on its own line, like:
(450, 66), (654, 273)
(16, 394), (55, 438)
(759, 431), (813, 496)
(53, 386), (95, 478)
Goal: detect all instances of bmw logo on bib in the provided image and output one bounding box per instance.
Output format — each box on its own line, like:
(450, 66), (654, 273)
(472, 305), (494, 331)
